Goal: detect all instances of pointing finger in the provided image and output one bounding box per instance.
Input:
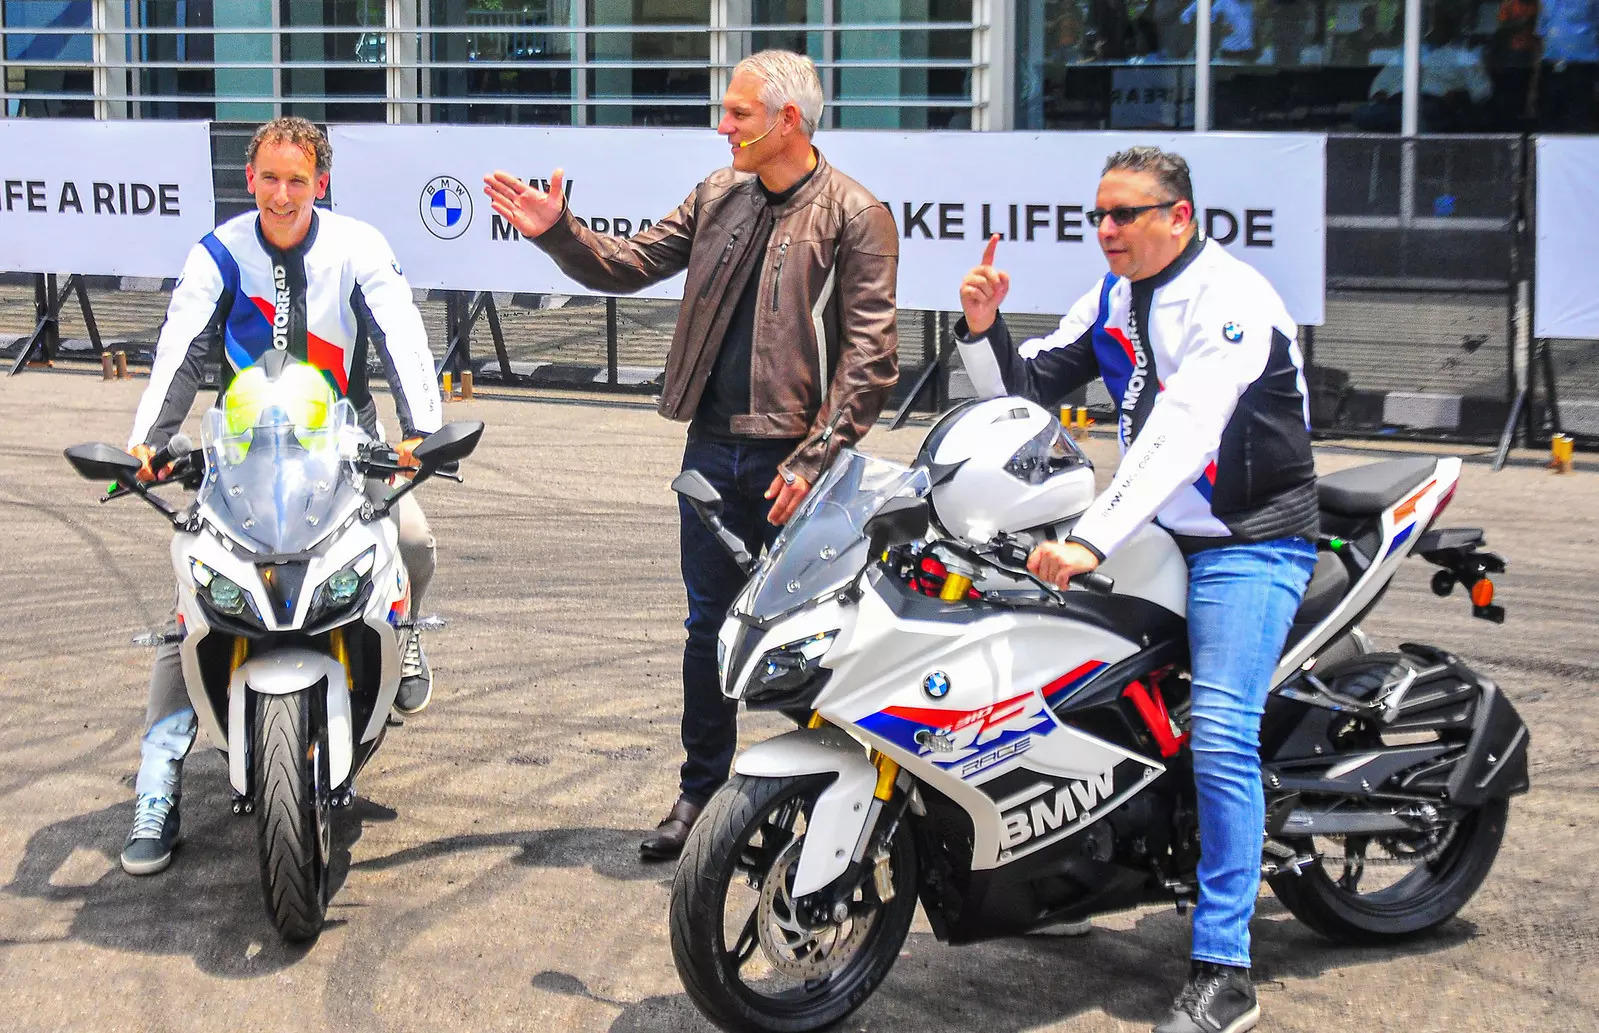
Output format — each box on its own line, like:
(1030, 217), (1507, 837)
(981, 232), (999, 268)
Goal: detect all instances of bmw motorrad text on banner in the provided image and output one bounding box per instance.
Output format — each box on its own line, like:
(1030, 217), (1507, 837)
(667, 397), (1527, 1033)
(65, 367), (483, 942)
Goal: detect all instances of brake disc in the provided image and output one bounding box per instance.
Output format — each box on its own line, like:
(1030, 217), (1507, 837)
(755, 837), (877, 980)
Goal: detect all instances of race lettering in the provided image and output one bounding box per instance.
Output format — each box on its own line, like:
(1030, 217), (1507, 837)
(272, 262), (290, 351)
(1118, 320), (1151, 444)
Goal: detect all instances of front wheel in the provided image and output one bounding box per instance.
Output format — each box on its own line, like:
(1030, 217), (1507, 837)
(253, 690), (332, 942)
(669, 774), (918, 1033)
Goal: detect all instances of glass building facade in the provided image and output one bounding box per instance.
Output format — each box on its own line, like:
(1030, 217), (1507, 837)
(6, 1), (1590, 133)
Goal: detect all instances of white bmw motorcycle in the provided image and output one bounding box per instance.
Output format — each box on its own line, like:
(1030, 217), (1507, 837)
(668, 397), (1527, 1033)
(66, 363), (483, 942)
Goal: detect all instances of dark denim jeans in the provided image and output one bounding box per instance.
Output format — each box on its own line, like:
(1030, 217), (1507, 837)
(676, 434), (798, 806)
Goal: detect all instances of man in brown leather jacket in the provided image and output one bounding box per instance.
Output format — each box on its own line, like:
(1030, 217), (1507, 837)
(484, 49), (899, 859)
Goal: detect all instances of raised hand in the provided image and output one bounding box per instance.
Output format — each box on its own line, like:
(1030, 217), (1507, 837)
(482, 168), (566, 239)
(958, 233), (1010, 337)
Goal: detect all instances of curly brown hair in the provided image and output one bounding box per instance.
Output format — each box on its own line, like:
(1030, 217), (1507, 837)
(246, 117), (332, 175)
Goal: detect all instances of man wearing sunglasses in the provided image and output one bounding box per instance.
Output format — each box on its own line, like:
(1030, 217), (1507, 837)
(955, 146), (1317, 1033)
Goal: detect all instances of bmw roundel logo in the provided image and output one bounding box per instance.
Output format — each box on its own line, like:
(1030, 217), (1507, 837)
(1222, 321), (1243, 342)
(923, 671), (951, 699)
(420, 175), (473, 240)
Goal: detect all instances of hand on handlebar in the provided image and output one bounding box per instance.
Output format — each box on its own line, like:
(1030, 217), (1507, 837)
(130, 443), (174, 484)
(1027, 539), (1101, 590)
(393, 436), (424, 480)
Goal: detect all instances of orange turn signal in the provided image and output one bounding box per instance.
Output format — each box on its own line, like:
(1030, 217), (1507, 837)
(1471, 578), (1495, 608)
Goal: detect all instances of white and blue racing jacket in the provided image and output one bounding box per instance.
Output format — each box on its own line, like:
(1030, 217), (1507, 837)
(956, 233), (1318, 559)
(129, 208), (442, 450)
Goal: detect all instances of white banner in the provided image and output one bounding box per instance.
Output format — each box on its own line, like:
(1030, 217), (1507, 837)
(332, 125), (1325, 324)
(1535, 136), (1599, 340)
(0, 120), (217, 279)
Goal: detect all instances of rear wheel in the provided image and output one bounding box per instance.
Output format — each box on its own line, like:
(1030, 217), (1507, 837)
(669, 774), (918, 1033)
(253, 690), (332, 942)
(1269, 798), (1507, 942)
(1269, 652), (1509, 942)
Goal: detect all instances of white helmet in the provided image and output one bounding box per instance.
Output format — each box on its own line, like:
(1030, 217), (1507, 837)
(916, 397), (1097, 545)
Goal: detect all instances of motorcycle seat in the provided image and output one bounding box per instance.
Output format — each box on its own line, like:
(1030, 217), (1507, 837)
(1316, 456), (1438, 518)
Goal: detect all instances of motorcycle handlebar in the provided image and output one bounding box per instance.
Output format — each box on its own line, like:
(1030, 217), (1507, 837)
(987, 532), (1116, 596)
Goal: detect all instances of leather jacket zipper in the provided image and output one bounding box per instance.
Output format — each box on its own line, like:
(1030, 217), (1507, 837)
(770, 236), (790, 311)
(699, 232), (739, 299)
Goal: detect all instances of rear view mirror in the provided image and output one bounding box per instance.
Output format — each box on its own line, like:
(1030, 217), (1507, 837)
(671, 470), (723, 514)
(413, 421), (484, 468)
(671, 470), (751, 574)
(64, 443), (142, 482)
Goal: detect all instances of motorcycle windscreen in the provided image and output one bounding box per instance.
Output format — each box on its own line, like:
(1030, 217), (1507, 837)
(196, 398), (364, 557)
(734, 450), (931, 623)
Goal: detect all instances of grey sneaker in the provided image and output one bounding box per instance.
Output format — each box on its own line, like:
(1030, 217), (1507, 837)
(1153, 962), (1259, 1033)
(394, 631), (433, 715)
(120, 794), (181, 876)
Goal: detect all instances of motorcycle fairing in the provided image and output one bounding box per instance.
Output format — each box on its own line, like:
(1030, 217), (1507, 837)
(1275, 457), (1461, 681)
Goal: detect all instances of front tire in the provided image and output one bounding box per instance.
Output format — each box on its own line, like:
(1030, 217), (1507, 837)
(254, 690), (332, 942)
(669, 774), (918, 1033)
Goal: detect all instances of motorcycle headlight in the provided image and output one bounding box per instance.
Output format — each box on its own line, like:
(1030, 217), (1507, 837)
(744, 631), (838, 706)
(190, 559), (261, 625)
(309, 546), (376, 623)
(191, 559), (247, 615)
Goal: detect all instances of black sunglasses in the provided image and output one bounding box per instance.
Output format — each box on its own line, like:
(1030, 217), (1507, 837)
(1086, 201), (1180, 227)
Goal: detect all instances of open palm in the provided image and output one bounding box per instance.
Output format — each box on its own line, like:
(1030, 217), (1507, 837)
(482, 168), (566, 238)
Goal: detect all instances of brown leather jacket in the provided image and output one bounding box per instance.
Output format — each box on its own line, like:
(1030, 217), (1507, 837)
(529, 149), (899, 483)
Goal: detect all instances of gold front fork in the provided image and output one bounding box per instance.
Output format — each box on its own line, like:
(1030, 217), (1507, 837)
(809, 712), (899, 801)
(230, 637), (248, 672)
(328, 628), (353, 690)
(870, 751), (900, 802)
(938, 571), (973, 601)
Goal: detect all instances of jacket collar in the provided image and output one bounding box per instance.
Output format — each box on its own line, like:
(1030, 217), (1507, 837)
(763, 147), (831, 213)
(1138, 229), (1206, 293)
(254, 207), (321, 257)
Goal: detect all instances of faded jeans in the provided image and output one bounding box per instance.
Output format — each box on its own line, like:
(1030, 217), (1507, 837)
(1185, 535), (1317, 968)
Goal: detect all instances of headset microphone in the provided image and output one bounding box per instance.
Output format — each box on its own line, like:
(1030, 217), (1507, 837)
(738, 120), (778, 149)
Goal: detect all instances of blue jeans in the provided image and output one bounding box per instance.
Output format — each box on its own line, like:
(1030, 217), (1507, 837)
(1185, 536), (1316, 968)
(677, 434), (797, 806)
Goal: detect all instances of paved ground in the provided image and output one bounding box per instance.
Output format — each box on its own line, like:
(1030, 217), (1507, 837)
(0, 369), (1594, 1033)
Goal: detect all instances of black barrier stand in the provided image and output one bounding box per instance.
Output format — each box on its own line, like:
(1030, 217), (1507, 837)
(889, 310), (952, 431)
(9, 273), (104, 377)
(481, 293), (514, 383)
(436, 290), (526, 386)
(605, 297), (619, 386)
(1494, 135), (1534, 471)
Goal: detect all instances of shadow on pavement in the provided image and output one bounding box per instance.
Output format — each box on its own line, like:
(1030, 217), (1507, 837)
(532, 897), (1478, 1032)
(2, 759), (391, 976)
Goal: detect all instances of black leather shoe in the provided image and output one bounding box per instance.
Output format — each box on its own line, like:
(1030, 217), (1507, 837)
(639, 797), (702, 861)
(1153, 961), (1259, 1033)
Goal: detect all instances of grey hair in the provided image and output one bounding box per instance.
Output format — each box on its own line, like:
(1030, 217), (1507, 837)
(734, 49), (824, 138)
(1103, 146), (1195, 208)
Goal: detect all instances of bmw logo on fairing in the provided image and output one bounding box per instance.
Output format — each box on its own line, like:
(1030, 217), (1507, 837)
(923, 671), (951, 699)
(1222, 321), (1243, 342)
(420, 175), (473, 240)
